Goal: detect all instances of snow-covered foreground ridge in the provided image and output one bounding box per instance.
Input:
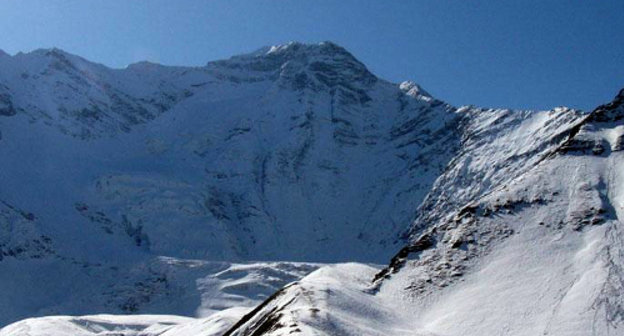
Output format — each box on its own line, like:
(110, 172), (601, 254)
(0, 42), (622, 335)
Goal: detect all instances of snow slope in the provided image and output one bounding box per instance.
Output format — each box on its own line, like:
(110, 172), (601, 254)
(223, 90), (624, 336)
(376, 90), (624, 335)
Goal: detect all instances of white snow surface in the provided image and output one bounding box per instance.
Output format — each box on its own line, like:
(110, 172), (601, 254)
(0, 311), (254, 336)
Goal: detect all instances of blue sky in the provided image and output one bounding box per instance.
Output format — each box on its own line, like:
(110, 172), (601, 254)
(0, 1), (622, 110)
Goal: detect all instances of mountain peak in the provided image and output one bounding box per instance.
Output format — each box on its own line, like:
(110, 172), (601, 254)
(399, 80), (433, 101)
(27, 47), (75, 59)
(209, 41), (377, 92)
(6, 47), (97, 72)
(585, 87), (624, 124)
(126, 60), (166, 71)
(266, 41), (354, 58)
(236, 41), (356, 60)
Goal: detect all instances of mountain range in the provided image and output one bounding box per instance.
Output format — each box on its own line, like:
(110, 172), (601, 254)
(0, 42), (622, 336)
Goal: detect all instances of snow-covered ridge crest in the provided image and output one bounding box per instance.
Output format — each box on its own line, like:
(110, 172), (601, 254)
(0, 41), (383, 139)
(0, 46), (191, 139)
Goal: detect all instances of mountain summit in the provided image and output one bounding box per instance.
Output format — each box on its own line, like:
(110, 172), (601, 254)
(209, 41), (378, 100)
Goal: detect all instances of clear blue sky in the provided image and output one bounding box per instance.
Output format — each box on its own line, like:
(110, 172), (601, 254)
(0, 1), (622, 110)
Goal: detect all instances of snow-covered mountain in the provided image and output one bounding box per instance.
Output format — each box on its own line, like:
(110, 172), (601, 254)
(0, 41), (460, 263)
(0, 41), (460, 327)
(0, 42), (622, 335)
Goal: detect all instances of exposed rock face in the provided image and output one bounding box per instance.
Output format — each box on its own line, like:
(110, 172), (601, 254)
(0, 200), (53, 261)
(0, 91), (16, 116)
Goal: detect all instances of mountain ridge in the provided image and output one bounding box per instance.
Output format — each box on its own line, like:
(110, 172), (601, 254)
(1, 42), (621, 335)
(0, 41), (461, 326)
